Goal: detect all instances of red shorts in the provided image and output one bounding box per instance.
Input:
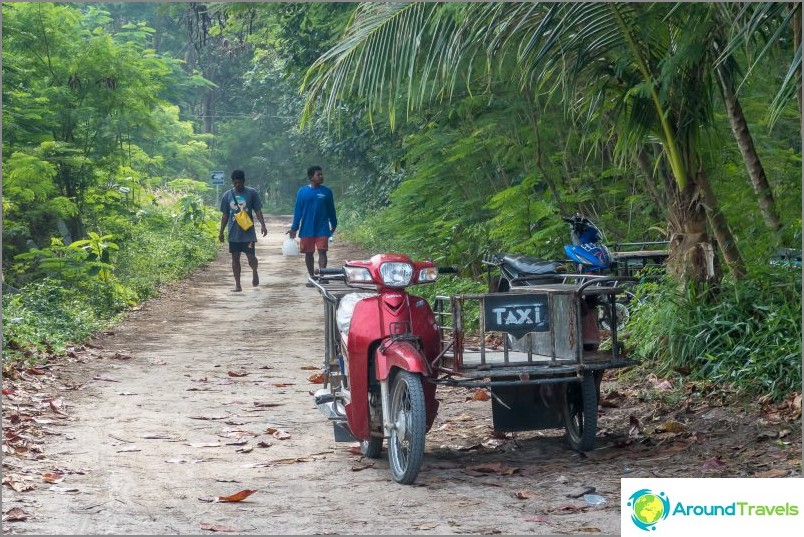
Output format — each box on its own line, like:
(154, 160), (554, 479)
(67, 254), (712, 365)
(299, 237), (329, 253)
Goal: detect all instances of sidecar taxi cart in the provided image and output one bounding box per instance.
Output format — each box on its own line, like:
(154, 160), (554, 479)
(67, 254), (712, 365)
(432, 275), (636, 451)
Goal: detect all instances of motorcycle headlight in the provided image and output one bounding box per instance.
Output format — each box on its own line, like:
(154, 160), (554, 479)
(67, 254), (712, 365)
(379, 262), (413, 287)
(344, 266), (373, 283)
(417, 267), (438, 283)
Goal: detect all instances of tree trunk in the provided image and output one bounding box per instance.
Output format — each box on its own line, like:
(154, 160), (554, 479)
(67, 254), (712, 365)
(636, 146), (669, 213)
(695, 168), (747, 280)
(665, 180), (719, 285)
(525, 101), (564, 212)
(793, 4), (802, 121)
(716, 66), (782, 236)
(202, 91), (215, 134)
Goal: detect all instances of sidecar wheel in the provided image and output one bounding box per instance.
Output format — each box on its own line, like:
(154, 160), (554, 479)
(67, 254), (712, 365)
(360, 436), (382, 458)
(387, 370), (426, 485)
(598, 291), (636, 332)
(563, 371), (598, 452)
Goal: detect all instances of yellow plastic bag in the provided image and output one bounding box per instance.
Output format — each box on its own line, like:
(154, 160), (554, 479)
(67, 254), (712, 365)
(234, 209), (253, 231)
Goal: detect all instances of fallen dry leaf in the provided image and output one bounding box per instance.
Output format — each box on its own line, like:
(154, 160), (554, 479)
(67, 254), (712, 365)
(307, 373), (325, 384)
(2, 474), (34, 493)
(47, 399), (69, 416)
(701, 457), (726, 470)
(273, 383), (294, 388)
(272, 430), (291, 440)
(200, 522), (244, 532)
(92, 375), (119, 382)
(515, 490), (536, 499)
(187, 442), (222, 448)
(628, 415), (643, 436)
(2, 507), (29, 522)
(467, 389), (490, 402)
(754, 468), (789, 478)
(41, 472), (64, 484)
(212, 489), (257, 503)
(300, 365), (319, 370)
(253, 402), (283, 408)
(256, 441), (273, 448)
(525, 515), (549, 523)
(658, 420), (686, 433)
(227, 371), (248, 377)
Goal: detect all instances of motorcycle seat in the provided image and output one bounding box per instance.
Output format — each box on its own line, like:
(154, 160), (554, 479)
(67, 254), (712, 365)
(501, 254), (563, 276)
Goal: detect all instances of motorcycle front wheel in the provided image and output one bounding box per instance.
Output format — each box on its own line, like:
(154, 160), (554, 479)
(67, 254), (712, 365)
(387, 370), (427, 485)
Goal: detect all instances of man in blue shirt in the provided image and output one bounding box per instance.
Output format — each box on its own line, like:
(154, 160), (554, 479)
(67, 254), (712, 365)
(287, 166), (337, 286)
(218, 170), (267, 291)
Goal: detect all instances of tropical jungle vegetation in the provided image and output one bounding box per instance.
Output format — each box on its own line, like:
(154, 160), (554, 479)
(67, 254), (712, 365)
(2, 2), (801, 401)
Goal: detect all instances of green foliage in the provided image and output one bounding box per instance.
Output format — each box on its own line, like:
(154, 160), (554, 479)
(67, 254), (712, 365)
(2, 279), (123, 360)
(627, 269), (802, 401)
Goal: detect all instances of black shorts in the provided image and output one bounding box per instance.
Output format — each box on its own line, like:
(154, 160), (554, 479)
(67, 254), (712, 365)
(229, 241), (256, 255)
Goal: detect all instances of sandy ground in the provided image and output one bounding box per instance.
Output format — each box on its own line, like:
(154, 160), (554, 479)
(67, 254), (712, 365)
(2, 216), (800, 535)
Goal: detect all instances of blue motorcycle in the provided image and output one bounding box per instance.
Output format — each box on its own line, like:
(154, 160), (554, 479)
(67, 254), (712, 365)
(562, 214), (612, 273)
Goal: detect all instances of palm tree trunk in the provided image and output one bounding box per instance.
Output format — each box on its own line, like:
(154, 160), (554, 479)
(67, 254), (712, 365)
(635, 147), (669, 211)
(666, 180), (719, 285)
(716, 66), (782, 236)
(696, 168), (747, 280)
(793, 4), (802, 120)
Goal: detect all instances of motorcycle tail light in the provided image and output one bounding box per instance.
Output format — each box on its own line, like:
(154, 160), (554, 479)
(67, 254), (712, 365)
(417, 267), (438, 283)
(379, 262), (413, 287)
(344, 266), (373, 283)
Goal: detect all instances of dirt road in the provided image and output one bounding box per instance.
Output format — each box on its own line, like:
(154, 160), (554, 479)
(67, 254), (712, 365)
(2, 216), (800, 535)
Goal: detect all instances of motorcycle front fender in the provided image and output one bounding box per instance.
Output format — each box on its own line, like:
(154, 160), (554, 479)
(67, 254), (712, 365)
(374, 339), (427, 381)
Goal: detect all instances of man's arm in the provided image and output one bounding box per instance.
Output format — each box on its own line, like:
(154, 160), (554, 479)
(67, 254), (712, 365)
(328, 190), (337, 233)
(255, 210), (267, 237)
(218, 213), (228, 242)
(288, 188), (303, 238)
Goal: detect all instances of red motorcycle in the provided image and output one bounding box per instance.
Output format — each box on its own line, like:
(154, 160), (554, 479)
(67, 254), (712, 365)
(312, 253), (634, 486)
(311, 253), (452, 484)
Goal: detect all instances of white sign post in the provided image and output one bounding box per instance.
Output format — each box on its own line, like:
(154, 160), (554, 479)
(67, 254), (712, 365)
(211, 170), (225, 203)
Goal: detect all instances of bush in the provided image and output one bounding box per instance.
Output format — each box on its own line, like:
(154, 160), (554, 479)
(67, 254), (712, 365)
(627, 268), (802, 401)
(2, 202), (218, 365)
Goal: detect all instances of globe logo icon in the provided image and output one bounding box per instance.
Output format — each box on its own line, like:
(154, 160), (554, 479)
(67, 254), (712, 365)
(627, 489), (670, 531)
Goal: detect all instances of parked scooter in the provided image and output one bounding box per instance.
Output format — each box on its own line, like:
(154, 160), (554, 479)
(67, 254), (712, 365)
(563, 213), (612, 273)
(486, 214), (633, 332)
(311, 253), (452, 484)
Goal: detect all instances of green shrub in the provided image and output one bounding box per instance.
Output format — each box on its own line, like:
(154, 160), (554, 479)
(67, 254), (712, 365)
(627, 268), (802, 401)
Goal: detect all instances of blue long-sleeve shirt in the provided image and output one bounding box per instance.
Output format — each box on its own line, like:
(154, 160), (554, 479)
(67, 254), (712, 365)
(290, 185), (337, 237)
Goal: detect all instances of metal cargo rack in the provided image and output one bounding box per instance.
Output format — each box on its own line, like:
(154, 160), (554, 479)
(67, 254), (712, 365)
(431, 275), (636, 389)
(310, 275), (374, 388)
(609, 241), (670, 277)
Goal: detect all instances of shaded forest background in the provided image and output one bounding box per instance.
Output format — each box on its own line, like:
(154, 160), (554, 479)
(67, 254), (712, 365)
(2, 2), (801, 401)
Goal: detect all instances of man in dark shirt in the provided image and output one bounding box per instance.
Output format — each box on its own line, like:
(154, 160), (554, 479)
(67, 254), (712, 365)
(219, 170), (267, 291)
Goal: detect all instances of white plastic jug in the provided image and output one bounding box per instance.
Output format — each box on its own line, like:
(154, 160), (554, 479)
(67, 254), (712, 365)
(282, 237), (299, 256)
